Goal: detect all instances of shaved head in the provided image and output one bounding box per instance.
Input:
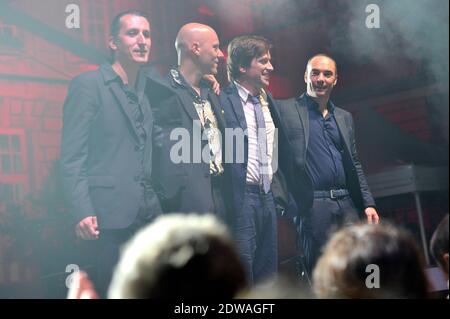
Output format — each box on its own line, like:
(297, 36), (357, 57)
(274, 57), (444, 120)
(174, 23), (223, 75)
(175, 23), (217, 53)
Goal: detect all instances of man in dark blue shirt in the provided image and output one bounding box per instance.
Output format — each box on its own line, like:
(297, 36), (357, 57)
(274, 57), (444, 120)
(305, 97), (347, 191)
(277, 54), (380, 273)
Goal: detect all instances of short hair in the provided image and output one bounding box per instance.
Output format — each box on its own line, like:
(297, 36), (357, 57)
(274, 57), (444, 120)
(110, 9), (150, 38)
(306, 53), (338, 76)
(430, 214), (449, 270)
(313, 223), (429, 299)
(108, 214), (247, 298)
(227, 35), (272, 82)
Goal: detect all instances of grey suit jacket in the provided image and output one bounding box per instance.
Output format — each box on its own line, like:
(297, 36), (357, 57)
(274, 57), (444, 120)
(61, 64), (161, 229)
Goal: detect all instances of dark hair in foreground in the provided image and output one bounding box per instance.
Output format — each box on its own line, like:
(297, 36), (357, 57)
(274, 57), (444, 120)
(313, 223), (429, 299)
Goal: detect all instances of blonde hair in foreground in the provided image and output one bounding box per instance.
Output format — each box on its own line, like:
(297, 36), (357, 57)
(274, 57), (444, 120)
(108, 213), (247, 298)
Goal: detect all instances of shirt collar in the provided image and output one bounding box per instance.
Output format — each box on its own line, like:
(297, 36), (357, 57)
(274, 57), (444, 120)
(234, 81), (255, 104)
(305, 93), (335, 113)
(100, 63), (122, 84)
(170, 68), (187, 88)
(101, 63), (149, 104)
(170, 67), (210, 99)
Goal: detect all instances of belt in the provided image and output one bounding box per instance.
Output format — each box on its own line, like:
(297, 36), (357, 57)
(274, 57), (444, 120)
(246, 184), (269, 195)
(314, 189), (349, 199)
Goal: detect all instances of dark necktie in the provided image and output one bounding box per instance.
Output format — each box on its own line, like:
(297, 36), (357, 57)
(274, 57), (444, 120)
(250, 95), (270, 194)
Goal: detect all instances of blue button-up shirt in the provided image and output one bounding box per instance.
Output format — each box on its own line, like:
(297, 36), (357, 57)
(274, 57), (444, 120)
(305, 94), (347, 190)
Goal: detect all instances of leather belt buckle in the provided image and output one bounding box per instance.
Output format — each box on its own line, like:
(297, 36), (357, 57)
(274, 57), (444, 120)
(330, 189), (337, 199)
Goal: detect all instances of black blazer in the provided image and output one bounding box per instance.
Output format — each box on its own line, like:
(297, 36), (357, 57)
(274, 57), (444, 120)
(145, 72), (229, 217)
(61, 64), (161, 229)
(219, 84), (295, 223)
(277, 93), (375, 216)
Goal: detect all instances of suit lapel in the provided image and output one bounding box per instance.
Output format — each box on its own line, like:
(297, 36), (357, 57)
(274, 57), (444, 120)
(167, 70), (201, 121)
(172, 84), (204, 137)
(148, 71), (201, 122)
(295, 97), (310, 150)
(208, 91), (226, 131)
(100, 64), (140, 142)
(108, 81), (140, 142)
(267, 94), (277, 120)
(136, 70), (152, 127)
(334, 108), (351, 154)
(226, 85), (247, 131)
(267, 94), (282, 127)
(136, 69), (146, 106)
(176, 88), (201, 121)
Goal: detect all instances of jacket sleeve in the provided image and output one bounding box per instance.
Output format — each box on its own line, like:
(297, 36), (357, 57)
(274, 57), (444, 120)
(269, 96), (300, 217)
(60, 75), (99, 225)
(271, 169), (299, 218)
(347, 114), (376, 208)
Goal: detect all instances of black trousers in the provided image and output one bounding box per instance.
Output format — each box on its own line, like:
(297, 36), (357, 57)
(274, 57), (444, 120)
(298, 196), (360, 275)
(211, 174), (228, 224)
(94, 192), (161, 298)
(95, 226), (137, 298)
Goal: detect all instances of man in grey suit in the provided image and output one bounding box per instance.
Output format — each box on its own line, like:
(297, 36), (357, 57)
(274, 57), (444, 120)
(277, 54), (380, 273)
(60, 10), (161, 296)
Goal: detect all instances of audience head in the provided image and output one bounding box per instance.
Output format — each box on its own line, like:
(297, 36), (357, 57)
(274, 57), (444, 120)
(430, 214), (449, 278)
(108, 213), (247, 298)
(313, 223), (429, 299)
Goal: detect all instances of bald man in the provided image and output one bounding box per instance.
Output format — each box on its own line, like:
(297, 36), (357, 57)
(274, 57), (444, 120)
(145, 23), (230, 222)
(277, 54), (379, 274)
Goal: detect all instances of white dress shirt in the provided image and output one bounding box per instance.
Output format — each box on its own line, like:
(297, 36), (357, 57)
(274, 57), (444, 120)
(235, 81), (275, 185)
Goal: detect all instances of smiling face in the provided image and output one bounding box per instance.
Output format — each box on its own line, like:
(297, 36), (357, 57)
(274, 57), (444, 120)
(109, 14), (151, 65)
(305, 55), (338, 100)
(197, 29), (224, 75)
(239, 50), (274, 92)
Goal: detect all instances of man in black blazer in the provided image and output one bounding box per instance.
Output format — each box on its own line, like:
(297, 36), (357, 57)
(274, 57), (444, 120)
(220, 35), (290, 283)
(61, 10), (161, 296)
(277, 54), (380, 273)
(146, 23), (229, 221)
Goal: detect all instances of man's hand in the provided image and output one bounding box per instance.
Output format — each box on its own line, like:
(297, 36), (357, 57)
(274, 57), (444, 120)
(67, 271), (99, 299)
(203, 74), (221, 95)
(364, 207), (380, 224)
(75, 216), (99, 240)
